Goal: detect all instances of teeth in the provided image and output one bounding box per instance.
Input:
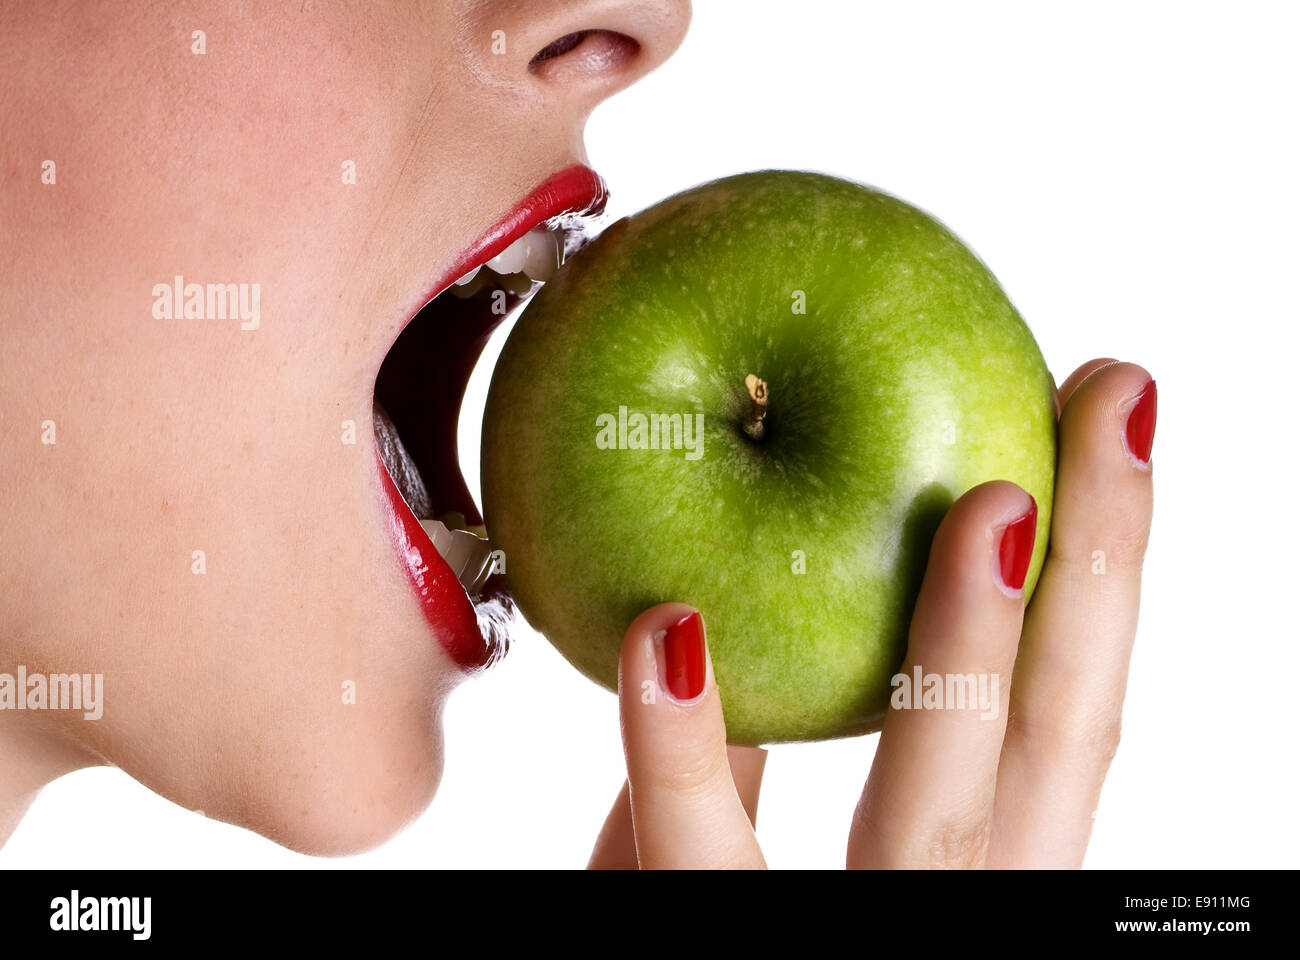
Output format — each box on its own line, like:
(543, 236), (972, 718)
(448, 268), (488, 299)
(520, 228), (562, 281)
(418, 516), (495, 597)
(499, 271), (534, 297)
(446, 225), (565, 301)
(487, 226), (563, 280)
(419, 516), (454, 554)
(486, 239), (526, 275)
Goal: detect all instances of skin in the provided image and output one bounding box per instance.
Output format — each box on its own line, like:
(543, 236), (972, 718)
(591, 359), (1155, 868)
(0, 0), (691, 855)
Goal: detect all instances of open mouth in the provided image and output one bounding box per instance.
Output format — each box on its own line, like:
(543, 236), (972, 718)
(371, 165), (608, 670)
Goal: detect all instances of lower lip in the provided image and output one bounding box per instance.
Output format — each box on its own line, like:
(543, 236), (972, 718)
(377, 453), (488, 669)
(376, 163), (608, 670)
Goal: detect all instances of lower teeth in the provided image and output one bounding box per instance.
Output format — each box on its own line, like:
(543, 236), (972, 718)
(374, 403), (493, 596)
(448, 265), (538, 300)
(418, 516), (496, 596)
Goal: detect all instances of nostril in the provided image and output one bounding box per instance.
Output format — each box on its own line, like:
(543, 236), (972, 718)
(530, 31), (589, 66)
(528, 29), (640, 79)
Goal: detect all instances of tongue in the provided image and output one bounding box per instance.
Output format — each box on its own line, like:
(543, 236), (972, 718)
(374, 402), (433, 519)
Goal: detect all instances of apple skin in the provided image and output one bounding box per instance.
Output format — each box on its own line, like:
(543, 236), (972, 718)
(481, 171), (1055, 745)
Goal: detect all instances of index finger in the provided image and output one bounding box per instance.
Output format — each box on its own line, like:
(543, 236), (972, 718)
(617, 603), (766, 869)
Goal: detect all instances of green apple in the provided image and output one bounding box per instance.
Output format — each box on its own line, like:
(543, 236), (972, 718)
(481, 170), (1055, 744)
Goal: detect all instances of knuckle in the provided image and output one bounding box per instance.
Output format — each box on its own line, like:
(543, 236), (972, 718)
(1012, 707), (1123, 772)
(1049, 499), (1152, 574)
(1070, 712), (1123, 768)
(1100, 508), (1153, 568)
(924, 814), (991, 869)
(640, 745), (732, 802)
(1089, 715), (1123, 766)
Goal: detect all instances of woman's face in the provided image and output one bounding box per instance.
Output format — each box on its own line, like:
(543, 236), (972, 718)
(0, 0), (689, 854)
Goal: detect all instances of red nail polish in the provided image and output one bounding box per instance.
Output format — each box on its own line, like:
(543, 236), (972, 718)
(998, 499), (1038, 592)
(1125, 379), (1157, 464)
(663, 611), (706, 701)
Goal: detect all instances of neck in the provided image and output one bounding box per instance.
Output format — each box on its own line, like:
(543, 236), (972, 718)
(0, 717), (101, 849)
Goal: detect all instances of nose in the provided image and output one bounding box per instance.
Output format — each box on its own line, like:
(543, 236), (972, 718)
(457, 0), (692, 111)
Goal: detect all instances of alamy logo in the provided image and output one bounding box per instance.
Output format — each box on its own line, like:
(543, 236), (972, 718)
(595, 406), (704, 461)
(50, 891), (151, 940)
(890, 666), (1000, 719)
(0, 666), (103, 720)
(152, 275), (261, 330)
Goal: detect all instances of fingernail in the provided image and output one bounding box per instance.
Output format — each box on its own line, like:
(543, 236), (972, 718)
(1124, 379), (1157, 464)
(662, 611), (706, 702)
(998, 499), (1038, 592)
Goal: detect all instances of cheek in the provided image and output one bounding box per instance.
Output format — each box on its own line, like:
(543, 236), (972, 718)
(50, 13), (422, 280)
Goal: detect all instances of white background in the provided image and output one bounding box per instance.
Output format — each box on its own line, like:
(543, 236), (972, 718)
(5, 0), (1298, 869)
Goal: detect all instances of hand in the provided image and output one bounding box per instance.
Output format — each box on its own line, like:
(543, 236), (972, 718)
(587, 359), (1156, 869)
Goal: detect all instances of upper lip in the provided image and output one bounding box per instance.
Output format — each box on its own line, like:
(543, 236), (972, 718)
(375, 163), (609, 671)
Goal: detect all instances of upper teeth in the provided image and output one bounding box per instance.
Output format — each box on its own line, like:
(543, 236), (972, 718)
(452, 225), (563, 291)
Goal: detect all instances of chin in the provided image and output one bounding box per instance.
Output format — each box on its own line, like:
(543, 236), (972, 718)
(278, 769), (444, 859)
(195, 692), (449, 858)
(234, 722), (447, 858)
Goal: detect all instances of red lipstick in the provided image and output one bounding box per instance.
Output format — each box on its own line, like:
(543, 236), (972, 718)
(377, 164), (608, 671)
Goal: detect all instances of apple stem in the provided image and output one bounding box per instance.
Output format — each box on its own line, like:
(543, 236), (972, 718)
(743, 373), (769, 440)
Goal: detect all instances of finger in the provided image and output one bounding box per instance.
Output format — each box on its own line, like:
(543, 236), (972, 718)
(1056, 357), (1119, 412)
(588, 781), (637, 870)
(618, 603), (765, 869)
(727, 745), (768, 827)
(588, 746), (767, 870)
(849, 481), (1037, 868)
(990, 362), (1156, 867)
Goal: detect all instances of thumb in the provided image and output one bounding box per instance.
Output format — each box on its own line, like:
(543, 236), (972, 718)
(617, 603), (766, 869)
